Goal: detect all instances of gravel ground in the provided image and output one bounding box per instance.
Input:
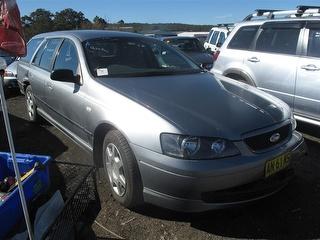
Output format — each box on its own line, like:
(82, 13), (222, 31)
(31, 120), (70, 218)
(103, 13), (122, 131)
(1, 92), (320, 240)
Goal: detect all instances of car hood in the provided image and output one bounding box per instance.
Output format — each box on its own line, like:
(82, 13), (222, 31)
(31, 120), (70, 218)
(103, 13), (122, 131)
(184, 51), (213, 65)
(98, 73), (290, 140)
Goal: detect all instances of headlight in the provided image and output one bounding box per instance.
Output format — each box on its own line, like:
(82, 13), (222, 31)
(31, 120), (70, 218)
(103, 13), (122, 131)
(160, 133), (240, 160)
(290, 112), (297, 131)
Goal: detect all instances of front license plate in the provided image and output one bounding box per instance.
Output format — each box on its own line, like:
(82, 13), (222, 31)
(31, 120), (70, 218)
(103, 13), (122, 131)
(265, 153), (290, 178)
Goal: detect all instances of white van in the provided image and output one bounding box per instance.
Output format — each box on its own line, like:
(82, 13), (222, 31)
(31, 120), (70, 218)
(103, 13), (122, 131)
(178, 32), (209, 44)
(204, 24), (234, 53)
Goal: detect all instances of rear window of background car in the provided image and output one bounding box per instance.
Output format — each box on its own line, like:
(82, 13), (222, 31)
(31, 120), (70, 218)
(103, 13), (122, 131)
(20, 38), (44, 63)
(307, 29), (320, 58)
(218, 32), (226, 45)
(209, 31), (219, 45)
(205, 29), (214, 42)
(255, 27), (300, 55)
(228, 26), (259, 50)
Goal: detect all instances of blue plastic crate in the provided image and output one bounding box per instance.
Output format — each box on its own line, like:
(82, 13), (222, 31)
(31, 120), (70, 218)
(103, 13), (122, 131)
(0, 152), (51, 239)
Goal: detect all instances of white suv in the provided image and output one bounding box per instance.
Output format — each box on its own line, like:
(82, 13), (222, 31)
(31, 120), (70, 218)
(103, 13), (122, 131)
(212, 6), (320, 126)
(204, 24), (234, 53)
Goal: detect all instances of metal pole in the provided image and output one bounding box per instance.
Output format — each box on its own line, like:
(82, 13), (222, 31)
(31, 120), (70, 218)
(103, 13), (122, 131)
(0, 72), (34, 239)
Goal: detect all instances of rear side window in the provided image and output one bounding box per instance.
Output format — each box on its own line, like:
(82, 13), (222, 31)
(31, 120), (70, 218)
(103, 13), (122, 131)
(255, 27), (300, 55)
(307, 29), (320, 58)
(34, 38), (63, 71)
(209, 31), (219, 45)
(218, 32), (226, 45)
(228, 26), (259, 50)
(20, 38), (43, 63)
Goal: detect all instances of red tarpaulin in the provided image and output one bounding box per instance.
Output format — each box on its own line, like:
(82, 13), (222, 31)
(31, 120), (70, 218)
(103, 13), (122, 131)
(0, 0), (26, 56)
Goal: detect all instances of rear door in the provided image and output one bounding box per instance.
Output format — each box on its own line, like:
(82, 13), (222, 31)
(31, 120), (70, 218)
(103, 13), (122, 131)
(214, 25), (259, 76)
(294, 21), (320, 120)
(244, 22), (304, 108)
(29, 38), (63, 110)
(17, 37), (44, 91)
(208, 31), (219, 52)
(204, 29), (214, 50)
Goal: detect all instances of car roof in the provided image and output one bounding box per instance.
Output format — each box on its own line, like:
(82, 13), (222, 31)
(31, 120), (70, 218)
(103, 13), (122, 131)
(236, 17), (320, 28)
(161, 36), (197, 41)
(32, 30), (143, 42)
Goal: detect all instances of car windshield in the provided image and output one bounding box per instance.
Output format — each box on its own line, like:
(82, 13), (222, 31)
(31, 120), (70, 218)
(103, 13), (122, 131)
(83, 37), (201, 78)
(164, 38), (205, 52)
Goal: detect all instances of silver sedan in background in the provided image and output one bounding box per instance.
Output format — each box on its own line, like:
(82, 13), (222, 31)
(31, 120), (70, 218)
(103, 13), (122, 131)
(4, 60), (18, 89)
(17, 31), (306, 212)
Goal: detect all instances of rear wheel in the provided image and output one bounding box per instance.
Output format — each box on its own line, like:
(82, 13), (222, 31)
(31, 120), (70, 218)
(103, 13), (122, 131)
(103, 130), (143, 208)
(25, 85), (39, 122)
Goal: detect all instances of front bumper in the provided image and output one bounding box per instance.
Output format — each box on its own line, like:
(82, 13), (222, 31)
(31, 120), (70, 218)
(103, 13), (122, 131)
(132, 131), (306, 212)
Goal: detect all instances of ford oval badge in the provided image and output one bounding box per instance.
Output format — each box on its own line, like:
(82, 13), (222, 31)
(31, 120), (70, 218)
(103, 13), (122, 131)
(270, 133), (281, 143)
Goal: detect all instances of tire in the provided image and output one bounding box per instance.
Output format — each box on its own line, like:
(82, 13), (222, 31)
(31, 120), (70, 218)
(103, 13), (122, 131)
(25, 85), (39, 122)
(103, 130), (143, 208)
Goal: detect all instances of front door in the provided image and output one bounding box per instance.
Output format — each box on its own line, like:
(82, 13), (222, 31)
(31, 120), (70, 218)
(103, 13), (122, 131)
(45, 38), (88, 144)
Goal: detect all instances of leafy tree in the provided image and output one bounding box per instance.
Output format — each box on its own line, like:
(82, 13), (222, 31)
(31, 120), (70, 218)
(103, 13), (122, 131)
(21, 8), (53, 40)
(53, 8), (90, 30)
(117, 19), (125, 24)
(92, 16), (107, 29)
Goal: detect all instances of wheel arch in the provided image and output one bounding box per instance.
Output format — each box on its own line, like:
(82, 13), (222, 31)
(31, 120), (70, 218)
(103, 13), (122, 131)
(223, 68), (256, 86)
(93, 122), (132, 168)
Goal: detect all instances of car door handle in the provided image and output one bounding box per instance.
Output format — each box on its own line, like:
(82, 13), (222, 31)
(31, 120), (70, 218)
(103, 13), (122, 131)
(247, 57), (260, 63)
(301, 64), (320, 71)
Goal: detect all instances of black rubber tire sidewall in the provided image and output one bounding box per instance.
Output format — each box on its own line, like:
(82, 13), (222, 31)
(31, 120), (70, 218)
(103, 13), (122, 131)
(103, 130), (143, 208)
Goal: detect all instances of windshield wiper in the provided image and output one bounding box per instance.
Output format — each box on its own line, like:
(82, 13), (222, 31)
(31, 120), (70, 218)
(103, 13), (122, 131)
(106, 69), (202, 78)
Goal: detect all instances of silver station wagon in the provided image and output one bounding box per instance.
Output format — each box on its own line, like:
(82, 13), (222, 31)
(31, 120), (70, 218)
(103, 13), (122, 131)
(17, 30), (306, 212)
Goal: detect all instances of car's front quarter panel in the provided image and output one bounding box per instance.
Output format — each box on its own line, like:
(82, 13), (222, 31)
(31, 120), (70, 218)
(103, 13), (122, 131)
(84, 79), (181, 154)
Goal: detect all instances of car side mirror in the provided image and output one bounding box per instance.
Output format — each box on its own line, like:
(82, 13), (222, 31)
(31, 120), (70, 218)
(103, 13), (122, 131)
(51, 69), (80, 84)
(216, 42), (222, 48)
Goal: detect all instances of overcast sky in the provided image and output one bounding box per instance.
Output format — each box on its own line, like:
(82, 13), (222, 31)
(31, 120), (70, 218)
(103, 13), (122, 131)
(17, 0), (320, 24)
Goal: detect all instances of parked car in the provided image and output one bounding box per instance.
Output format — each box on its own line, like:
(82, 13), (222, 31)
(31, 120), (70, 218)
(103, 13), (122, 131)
(212, 5), (320, 127)
(177, 32), (209, 44)
(0, 49), (16, 66)
(3, 60), (18, 89)
(144, 30), (177, 38)
(17, 30), (305, 212)
(162, 36), (213, 70)
(204, 24), (234, 53)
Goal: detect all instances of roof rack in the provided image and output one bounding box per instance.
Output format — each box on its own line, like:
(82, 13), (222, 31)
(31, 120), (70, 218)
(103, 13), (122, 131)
(243, 5), (320, 21)
(211, 23), (235, 32)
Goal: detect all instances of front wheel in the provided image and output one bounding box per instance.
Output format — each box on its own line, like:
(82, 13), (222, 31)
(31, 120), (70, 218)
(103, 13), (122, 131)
(103, 130), (143, 208)
(25, 85), (39, 122)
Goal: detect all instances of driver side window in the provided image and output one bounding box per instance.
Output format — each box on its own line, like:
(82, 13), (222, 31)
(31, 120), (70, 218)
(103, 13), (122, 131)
(53, 39), (79, 75)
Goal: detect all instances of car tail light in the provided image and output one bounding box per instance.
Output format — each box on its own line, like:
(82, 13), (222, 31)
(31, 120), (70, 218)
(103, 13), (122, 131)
(213, 50), (220, 61)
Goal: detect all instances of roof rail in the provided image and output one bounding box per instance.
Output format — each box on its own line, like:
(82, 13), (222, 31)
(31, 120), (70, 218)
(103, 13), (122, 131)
(211, 23), (235, 32)
(243, 5), (320, 21)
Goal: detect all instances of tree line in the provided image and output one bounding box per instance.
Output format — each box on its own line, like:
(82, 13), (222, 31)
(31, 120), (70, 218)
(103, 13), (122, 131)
(21, 8), (111, 40)
(21, 8), (212, 41)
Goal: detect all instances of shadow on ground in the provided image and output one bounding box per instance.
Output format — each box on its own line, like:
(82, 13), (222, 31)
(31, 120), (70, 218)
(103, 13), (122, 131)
(0, 112), (68, 158)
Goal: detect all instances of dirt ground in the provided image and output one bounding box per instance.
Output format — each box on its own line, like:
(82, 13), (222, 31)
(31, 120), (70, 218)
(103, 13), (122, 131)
(1, 92), (320, 240)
